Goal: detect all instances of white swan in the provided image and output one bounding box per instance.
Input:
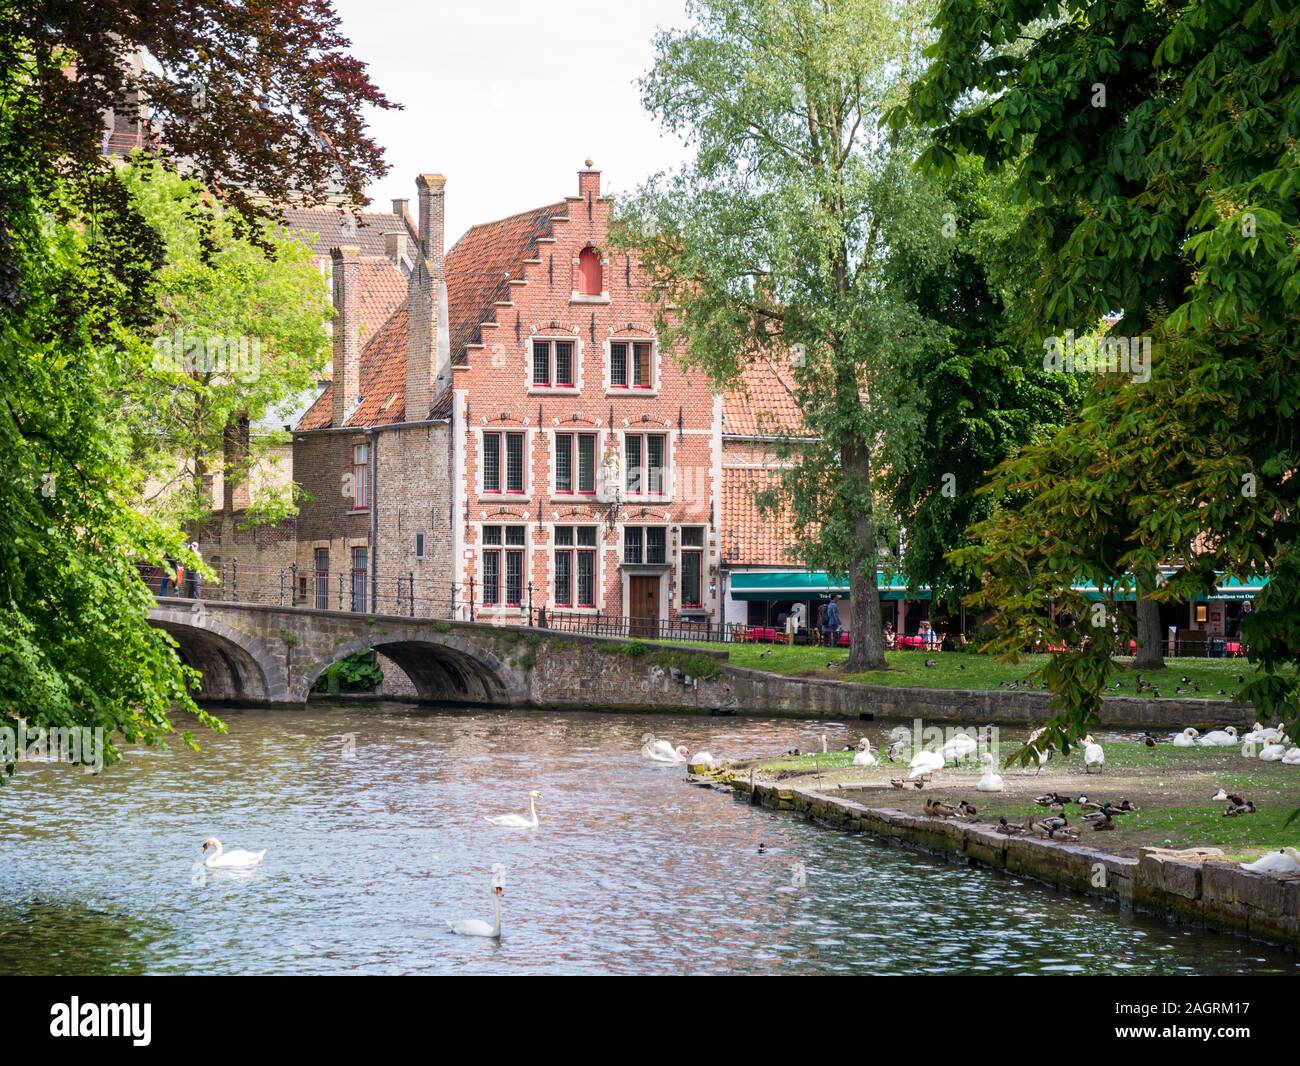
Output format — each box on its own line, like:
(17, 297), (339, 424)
(852, 738), (877, 767)
(484, 790), (541, 828)
(447, 864), (505, 938)
(1259, 741), (1287, 762)
(941, 732), (978, 764)
(1243, 722), (1282, 745)
(200, 837), (266, 869)
(1240, 848), (1300, 876)
(1282, 747), (1300, 765)
(688, 750), (718, 770)
(647, 743), (689, 764)
(908, 749), (945, 779)
(1172, 727), (1199, 747)
(1198, 726), (1239, 746)
(976, 752), (1004, 792)
(1083, 735), (1105, 774)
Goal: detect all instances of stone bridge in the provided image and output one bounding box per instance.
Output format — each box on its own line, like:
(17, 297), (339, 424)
(147, 598), (1253, 728)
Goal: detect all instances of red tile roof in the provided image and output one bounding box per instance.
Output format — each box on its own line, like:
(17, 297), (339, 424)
(279, 205), (417, 261)
(355, 258), (407, 343)
(297, 202), (567, 431)
(721, 466), (802, 566)
(722, 353), (807, 438)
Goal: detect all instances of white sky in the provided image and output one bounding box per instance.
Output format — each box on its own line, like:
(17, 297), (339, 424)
(331, 0), (695, 244)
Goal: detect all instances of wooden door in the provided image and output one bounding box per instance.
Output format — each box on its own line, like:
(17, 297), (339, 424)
(629, 576), (660, 637)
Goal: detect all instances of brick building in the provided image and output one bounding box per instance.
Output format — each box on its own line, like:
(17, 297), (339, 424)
(295, 165), (738, 632)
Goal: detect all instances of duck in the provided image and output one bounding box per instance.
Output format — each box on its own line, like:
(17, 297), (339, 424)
(1031, 815), (1077, 841)
(956, 799), (979, 818)
(923, 798), (960, 819)
(1172, 727), (1199, 747)
(1211, 788), (1229, 802)
(484, 790), (541, 828)
(1240, 848), (1300, 876)
(1082, 735), (1105, 774)
(890, 777), (925, 790)
(200, 837), (266, 869)
(1197, 726), (1239, 747)
(996, 817), (1028, 836)
(1034, 791), (1067, 808)
(1258, 741), (1287, 762)
(447, 865), (505, 938)
(975, 752), (1004, 792)
(907, 749), (945, 780)
(1224, 799), (1257, 816)
(852, 738), (877, 767)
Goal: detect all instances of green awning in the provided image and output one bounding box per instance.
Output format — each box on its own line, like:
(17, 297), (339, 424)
(1075, 574), (1268, 602)
(728, 571), (930, 602)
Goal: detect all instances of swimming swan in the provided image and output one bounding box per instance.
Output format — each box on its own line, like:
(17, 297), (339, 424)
(200, 837), (266, 869)
(646, 743), (689, 764)
(484, 790), (541, 828)
(976, 752), (1005, 792)
(447, 864), (505, 938)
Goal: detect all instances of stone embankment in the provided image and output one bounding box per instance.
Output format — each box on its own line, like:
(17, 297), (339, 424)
(714, 771), (1299, 949)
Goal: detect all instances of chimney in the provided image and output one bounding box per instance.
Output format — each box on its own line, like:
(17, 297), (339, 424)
(331, 245), (362, 425)
(391, 197), (409, 217)
(578, 159), (601, 200)
(406, 174), (451, 420)
(384, 229), (407, 267)
(416, 173), (446, 277)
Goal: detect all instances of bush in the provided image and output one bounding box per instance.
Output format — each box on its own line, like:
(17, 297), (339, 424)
(313, 649), (384, 694)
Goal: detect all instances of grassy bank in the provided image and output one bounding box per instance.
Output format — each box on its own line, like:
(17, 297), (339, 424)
(741, 736), (1299, 859)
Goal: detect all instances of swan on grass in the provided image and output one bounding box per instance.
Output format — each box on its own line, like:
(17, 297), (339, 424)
(484, 790), (541, 828)
(1258, 741), (1287, 762)
(447, 864), (505, 938)
(1198, 726), (1238, 747)
(1240, 848), (1300, 876)
(908, 749), (944, 780)
(1282, 747), (1300, 765)
(852, 738), (877, 767)
(976, 752), (1005, 792)
(1172, 728), (1199, 747)
(941, 732), (977, 765)
(1083, 735), (1105, 774)
(200, 837), (266, 869)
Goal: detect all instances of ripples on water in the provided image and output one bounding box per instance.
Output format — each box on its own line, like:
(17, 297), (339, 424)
(0, 707), (1294, 975)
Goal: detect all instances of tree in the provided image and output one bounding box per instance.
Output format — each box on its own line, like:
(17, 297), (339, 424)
(882, 154), (1081, 613)
(0, 3), (392, 772)
(903, 0), (1300, 749)
(121, 160), (331, 531)
(614, 0), (953, 670)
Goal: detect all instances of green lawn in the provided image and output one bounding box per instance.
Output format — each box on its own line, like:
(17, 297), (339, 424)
(664, 641), (1261, 700)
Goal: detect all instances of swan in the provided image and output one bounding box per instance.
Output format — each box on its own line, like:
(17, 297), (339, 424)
(976, 752), (1004, 792)
(1240, 848), (1300, 876)
(688, 750), (718, 769)
(1172, 727), (1199, 747)
(1282, 747), (1300, 765)
(1083, 735), (1105, 774)
(647, 743), (689, 764)
(447, 864), (505, 938)
(1243, 722), (1282, 745)
(908, 749), (944, 780)
(852, 738), (877, 767)
(940, 732), (978, 764)
(484, 790), (541, 828)
(1198, 726), (1239, 746)
(200, 837), (266, 869)
(1258, 741), (1287, 762)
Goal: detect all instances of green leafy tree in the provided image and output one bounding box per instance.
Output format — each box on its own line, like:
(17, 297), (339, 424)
(0, 2), (392, 772)
(615, 0), (956, 670)
(121, 160), (330, 530)
(902, 0), (1300, 751)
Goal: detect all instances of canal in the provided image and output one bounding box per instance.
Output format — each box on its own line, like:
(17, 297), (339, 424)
(0, 706), (1294, 975)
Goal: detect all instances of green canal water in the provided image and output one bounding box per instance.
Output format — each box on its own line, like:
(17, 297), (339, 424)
(0, 706), (1295, 975)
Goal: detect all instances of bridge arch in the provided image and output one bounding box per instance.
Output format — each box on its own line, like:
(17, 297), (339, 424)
(149, 606), (290, 703)
(302, 629), (517, 706)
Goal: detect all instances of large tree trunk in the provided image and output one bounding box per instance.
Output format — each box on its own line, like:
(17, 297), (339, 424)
(843, 444), (886, 671)
(1133, 594), (1165, 669)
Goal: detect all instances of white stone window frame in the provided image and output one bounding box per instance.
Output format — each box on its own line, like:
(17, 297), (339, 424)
(548, 521), (602, 613)
(618, 427), (674, 503)
(475, 520), (530, 614)
(549, 427), (602, 501)
(526, 334), (583, 396)
(604, 335), (659, 396)
(476, 426), (534, 501)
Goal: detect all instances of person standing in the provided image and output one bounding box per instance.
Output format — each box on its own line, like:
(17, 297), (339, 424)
(159, 555), (178, 597)
(816, 602), (828, 646)
(184, 542), (201, 598)
(824, 595), (842, 647)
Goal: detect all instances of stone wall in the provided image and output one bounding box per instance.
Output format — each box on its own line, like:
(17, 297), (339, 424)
(729, 776), (1299, 949)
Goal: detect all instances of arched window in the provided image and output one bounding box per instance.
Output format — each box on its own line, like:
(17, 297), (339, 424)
(578, 246), (602, 296)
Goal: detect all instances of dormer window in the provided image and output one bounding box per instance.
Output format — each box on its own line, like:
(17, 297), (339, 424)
(578, 247), (602, 296)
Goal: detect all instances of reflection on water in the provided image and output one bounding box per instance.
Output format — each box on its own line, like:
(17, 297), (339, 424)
(0, 707), (1294, 976)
